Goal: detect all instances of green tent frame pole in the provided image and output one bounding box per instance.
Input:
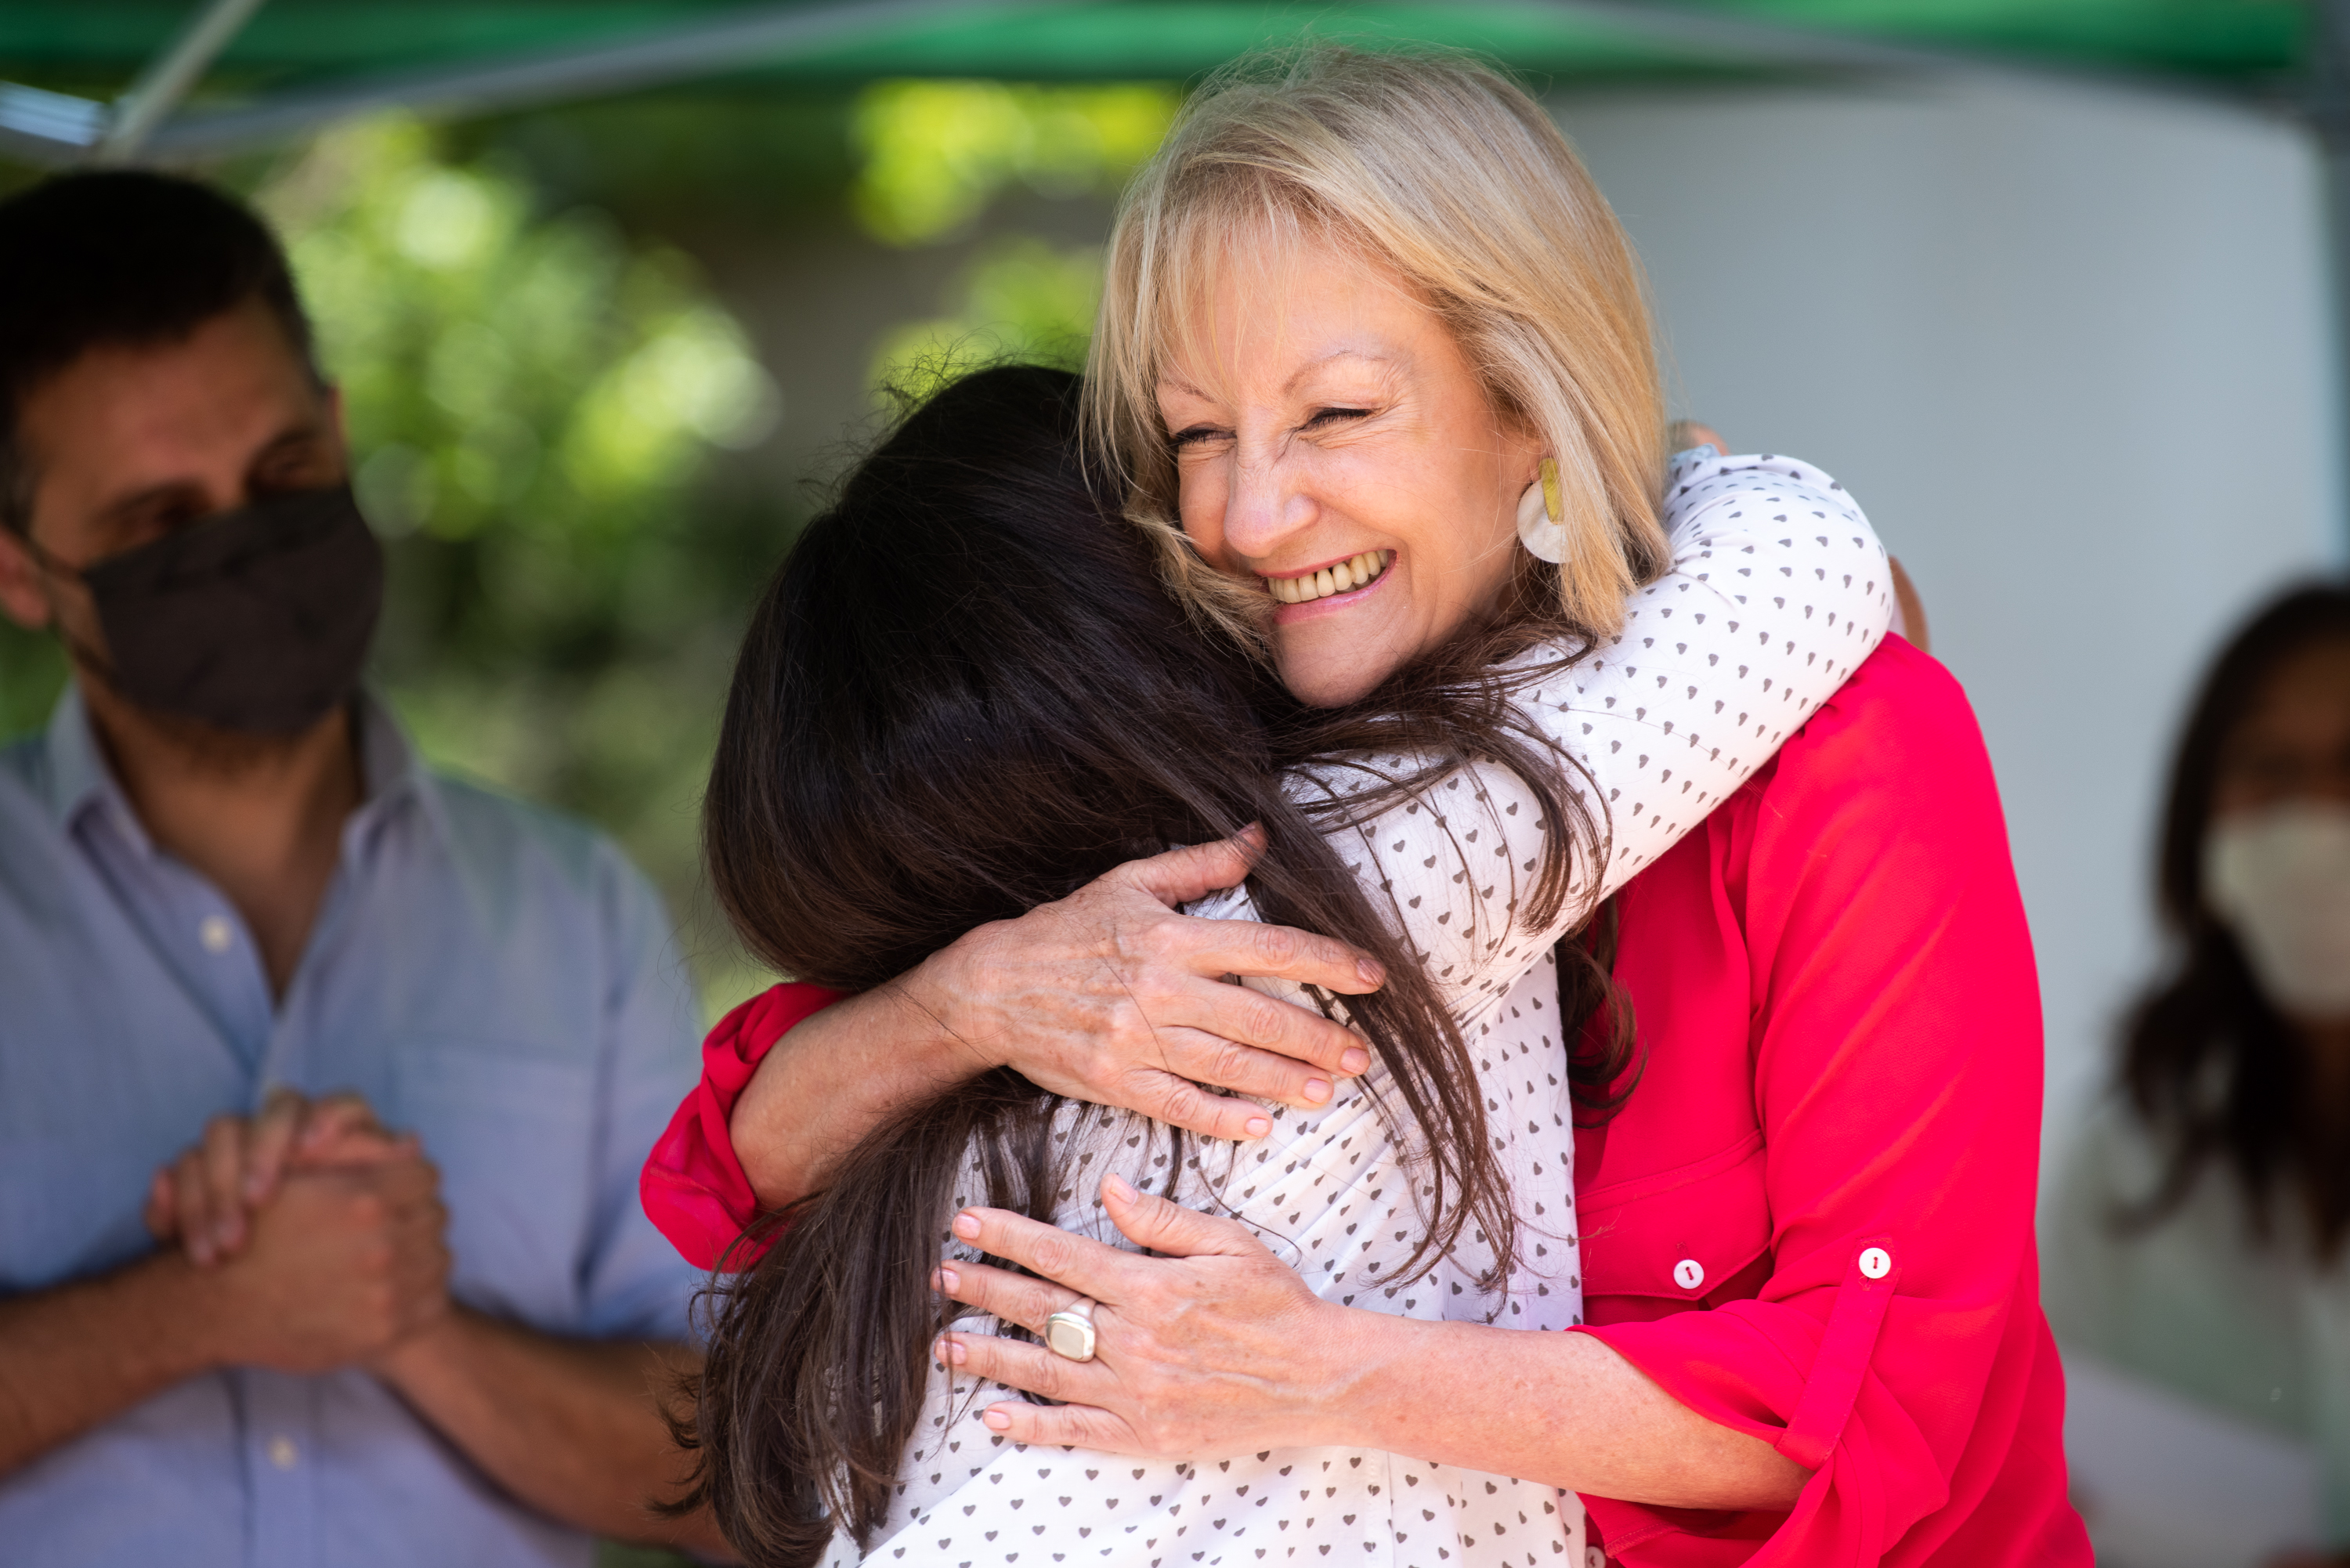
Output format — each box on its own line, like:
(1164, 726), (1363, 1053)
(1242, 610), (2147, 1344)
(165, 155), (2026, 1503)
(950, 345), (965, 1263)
(2315, 0), (2350, 556)
(92, 0), (269, 163)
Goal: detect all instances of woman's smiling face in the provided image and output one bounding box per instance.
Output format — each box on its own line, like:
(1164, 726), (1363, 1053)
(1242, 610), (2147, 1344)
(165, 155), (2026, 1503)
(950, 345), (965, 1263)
(1158, 233), (1542, 707)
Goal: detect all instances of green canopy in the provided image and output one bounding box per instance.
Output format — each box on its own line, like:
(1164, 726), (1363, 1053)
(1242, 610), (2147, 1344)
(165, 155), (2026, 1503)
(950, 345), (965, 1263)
(0, 0), (2322, 165)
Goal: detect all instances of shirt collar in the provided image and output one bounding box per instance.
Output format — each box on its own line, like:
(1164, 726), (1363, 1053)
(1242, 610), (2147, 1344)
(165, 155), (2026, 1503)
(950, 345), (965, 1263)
(348, 688), (450, 851)
(41, 685), (447, 851)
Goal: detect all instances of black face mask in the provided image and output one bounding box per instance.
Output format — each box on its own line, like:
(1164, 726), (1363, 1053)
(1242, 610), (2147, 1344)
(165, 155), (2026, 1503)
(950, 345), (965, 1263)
(58, 485), (385, 736)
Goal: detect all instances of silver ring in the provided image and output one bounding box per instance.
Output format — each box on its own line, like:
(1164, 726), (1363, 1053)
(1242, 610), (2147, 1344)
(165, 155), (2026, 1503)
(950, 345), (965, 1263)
(1043, 1298), (1098, 1362)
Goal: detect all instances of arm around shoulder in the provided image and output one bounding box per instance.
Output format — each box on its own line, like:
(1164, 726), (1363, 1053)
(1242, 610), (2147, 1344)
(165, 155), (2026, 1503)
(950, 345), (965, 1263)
(650, 837), (1384, 1260)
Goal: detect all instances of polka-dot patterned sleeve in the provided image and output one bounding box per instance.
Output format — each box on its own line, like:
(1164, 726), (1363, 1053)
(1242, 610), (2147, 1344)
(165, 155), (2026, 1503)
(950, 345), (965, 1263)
(1566, 449), (1892, 898)
(1256, 450), (1891, 1027)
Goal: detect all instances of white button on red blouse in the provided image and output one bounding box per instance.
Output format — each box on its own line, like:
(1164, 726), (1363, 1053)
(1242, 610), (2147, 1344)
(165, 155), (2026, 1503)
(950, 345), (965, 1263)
(1673, 1257), (1706, 1291)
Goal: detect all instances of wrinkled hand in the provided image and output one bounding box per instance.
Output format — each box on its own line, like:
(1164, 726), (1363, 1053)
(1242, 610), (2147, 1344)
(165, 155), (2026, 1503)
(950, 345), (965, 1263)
(905, 830), (1382, 1143)
(931, 1173), (1348, 1455)
(146, 1088), (418, 1265)
(202, 1156), (452, 1375)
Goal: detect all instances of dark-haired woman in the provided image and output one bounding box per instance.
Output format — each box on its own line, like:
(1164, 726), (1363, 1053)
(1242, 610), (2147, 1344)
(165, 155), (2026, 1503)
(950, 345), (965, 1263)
(653, 355), (1884, 1568)
(2048, 584), (2350, 1555)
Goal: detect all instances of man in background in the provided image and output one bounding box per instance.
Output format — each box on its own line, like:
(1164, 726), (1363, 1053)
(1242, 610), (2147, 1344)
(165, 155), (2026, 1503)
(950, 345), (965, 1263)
(0, 170), (725, 1563)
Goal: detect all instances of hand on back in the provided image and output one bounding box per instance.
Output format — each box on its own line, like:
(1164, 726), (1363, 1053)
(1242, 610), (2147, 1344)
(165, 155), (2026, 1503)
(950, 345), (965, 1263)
(143, 1086), (451, 1372)
(931, 1174), (1347, 1455)
(901, 830), (1381, 1141)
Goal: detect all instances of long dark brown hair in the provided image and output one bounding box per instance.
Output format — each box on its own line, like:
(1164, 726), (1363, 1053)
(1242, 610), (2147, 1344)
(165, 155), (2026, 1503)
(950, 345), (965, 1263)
(2119, 582), (2350, 1252)
(676, 365), (1614, 1566)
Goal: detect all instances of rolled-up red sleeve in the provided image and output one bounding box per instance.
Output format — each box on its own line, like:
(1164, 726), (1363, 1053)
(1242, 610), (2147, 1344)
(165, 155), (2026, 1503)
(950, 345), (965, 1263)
(638, 981), (844, 1270)
(1576, 639), (2084, 1565)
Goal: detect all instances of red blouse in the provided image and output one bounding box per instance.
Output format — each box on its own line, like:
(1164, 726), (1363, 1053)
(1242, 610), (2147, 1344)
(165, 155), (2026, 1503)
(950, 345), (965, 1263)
(638, 637), (2088, 1565)
(1571, 635), (2086, 1563)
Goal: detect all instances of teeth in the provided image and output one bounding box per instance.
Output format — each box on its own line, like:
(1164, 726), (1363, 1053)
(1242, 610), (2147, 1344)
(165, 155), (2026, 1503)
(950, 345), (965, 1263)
(1263, 550), (1390, 605)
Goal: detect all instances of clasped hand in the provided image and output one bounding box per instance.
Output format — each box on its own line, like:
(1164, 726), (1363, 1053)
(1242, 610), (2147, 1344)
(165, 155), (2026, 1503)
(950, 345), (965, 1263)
(931, 1172), (1361, 1457)
(143, 1087), (450, 1372)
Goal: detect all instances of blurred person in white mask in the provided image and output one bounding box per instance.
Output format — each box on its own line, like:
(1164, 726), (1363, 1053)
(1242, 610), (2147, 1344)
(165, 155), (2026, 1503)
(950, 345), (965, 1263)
(2048, 582), (2350, 1566)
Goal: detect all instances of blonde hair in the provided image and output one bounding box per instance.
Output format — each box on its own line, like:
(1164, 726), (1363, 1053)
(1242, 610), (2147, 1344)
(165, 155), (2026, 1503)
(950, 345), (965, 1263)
(1087, 46), (1669, 649)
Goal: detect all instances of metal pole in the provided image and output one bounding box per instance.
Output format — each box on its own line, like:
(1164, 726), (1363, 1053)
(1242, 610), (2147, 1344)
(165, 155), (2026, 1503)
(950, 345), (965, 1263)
(90, 0), (269, 164)
(2310, 0), (2350, 559)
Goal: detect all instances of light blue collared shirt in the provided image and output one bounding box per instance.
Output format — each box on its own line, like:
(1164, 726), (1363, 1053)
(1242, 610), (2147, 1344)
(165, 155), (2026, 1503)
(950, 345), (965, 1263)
(0, 689), (704, 1567)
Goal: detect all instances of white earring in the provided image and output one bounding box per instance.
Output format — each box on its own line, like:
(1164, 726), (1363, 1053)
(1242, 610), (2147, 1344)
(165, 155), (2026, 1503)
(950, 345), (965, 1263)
(1516, 457), (1567, 564)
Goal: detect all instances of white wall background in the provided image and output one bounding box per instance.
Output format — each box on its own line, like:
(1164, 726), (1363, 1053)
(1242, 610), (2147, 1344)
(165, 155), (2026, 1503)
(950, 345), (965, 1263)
(1551, 73), (2348, 1195)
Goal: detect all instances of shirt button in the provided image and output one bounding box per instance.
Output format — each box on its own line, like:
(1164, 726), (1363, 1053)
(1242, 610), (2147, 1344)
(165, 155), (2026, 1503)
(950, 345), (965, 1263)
(198, 915), (234, 954)
(1672, 1258), (1705, 1291)
(267, 1435), (299, 1470)
(1858, 1246), (1893, 1280)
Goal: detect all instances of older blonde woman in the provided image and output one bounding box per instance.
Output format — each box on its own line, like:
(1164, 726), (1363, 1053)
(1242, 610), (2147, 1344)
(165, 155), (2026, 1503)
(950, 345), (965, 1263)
(656, 49), (2085, 1567)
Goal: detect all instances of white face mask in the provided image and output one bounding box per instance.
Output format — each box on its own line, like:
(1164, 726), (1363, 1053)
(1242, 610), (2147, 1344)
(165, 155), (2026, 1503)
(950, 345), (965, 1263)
(2204, 801), (2350, 1020)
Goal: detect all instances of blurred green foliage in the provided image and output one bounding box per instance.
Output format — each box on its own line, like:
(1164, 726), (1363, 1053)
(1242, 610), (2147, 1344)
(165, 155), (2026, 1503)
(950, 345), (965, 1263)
(870, 235), (1104, 396)
(263, 119), (786, 1006)
(856, 81), (1176, 397)
(852, 81), (1177, 247)
(0, 615), (67, 743)
(268, 117), (778, 545)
